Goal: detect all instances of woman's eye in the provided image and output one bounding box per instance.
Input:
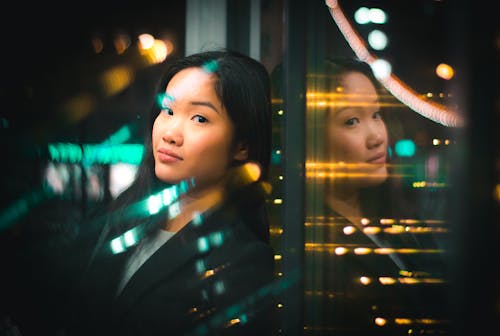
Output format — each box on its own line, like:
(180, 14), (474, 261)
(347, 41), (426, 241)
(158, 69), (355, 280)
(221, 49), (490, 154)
(162, 107), (174, 116)
(193, 115), (208, 123)
(345, 117), (359, 126)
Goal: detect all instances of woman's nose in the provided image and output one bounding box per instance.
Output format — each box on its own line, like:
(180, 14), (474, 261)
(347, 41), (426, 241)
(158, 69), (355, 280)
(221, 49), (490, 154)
(162, 119), (184, 146)
(366, 122), (386, 149)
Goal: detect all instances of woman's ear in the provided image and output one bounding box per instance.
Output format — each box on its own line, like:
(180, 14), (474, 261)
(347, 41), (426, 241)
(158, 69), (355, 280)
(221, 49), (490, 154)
(233, 142), (249, 161)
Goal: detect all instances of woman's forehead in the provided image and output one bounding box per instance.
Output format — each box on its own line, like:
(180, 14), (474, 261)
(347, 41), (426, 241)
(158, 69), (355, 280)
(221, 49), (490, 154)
(337, 71), (377, 96)
(165, 67), (218, 103)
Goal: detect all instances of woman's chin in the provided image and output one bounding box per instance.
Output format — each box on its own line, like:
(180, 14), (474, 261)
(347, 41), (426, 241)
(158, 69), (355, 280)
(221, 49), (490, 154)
(365, 167), (388, 186)
(354, 165), (388, 187)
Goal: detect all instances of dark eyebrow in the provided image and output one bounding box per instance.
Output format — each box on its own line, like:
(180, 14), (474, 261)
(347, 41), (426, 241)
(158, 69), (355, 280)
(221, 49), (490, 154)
(191, 101), (219, 113)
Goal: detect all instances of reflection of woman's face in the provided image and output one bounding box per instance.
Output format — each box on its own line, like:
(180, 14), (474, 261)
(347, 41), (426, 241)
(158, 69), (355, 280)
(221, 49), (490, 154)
(152, 67), (246, 191)
(325, 70), (388, 188)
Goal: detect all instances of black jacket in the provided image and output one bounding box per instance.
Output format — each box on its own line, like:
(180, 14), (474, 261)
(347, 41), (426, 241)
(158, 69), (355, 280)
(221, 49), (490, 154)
(68, 183), (277, 336)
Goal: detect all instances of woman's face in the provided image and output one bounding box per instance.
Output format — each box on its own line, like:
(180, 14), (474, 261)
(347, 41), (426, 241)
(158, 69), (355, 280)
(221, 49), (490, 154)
(325, 70), (389, 188)
(152, 67), (247, 192)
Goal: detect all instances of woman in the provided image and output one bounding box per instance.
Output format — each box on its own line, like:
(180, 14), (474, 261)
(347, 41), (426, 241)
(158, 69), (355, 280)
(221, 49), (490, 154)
(68, 50), (277, 336)
(305, 58), (425, 335)
(323, 58), (391, 225)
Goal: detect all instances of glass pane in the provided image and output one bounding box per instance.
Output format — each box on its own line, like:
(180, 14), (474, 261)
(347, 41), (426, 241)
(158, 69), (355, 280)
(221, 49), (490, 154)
(304, 1), (465, 334)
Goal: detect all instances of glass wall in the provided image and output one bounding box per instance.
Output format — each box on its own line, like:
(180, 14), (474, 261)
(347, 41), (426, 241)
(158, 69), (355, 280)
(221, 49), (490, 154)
(303, 0), (461, 334)
(267, 0), (498, 335)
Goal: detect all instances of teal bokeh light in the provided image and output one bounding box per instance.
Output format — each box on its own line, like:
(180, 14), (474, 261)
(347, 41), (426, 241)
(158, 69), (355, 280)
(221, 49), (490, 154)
(110, 227), (142, 254)
(197, 236), (210, 253)
(395, 139), (416, 157)
(156, 92), (175, 109)
(202, 59), (219, 73)
(48, 143), (143, 165)
(271, 149), (282, 165)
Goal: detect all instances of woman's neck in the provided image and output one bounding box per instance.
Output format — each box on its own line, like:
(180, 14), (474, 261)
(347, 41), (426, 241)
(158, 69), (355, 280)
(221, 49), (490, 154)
(324, 185), (362, 226)
(163, 184), (225, 232)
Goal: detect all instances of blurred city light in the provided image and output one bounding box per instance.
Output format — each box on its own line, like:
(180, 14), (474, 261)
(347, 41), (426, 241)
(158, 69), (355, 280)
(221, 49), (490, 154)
(114, 33), (131, 55)
(354, 7), (387, 24)
(370, 58), (392, 80)
(367, 29), (388, 50)
(359, 276), (372, 285)
(48, 143), (143, 165)
(91, 37), (104, 54)
(354, 7), (370, 24)
(395, 139), (416, 157)
(436, 63), (455, 80)
(138, 33), (169, 64)
(147, 194), (162, 215)
(110, 227), (142, 254)
(101, 65), (134, 96)
(102, 124), (133, 145)
(369, 8), (387, 24)
(375, 317), (387, 326)
(110, 163), (138, 198)
(343, 225), (356, 235)
(138, 33), (155, 49)
(62, 94), (96, 123)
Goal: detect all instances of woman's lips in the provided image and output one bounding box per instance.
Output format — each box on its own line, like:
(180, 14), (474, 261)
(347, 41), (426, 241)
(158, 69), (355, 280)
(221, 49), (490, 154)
(157, 148), (183, 163)
(367, 153), (386, 164)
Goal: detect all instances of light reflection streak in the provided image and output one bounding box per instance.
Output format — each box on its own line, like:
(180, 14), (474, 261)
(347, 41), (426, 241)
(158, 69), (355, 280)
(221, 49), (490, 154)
(303, 222), (448, 234)
(0, 186), (55, 232)
(186, 268), (301, 336)
(103, 179), (195, 255)
(305, 242), (444, 255)
(306, 217), (446, 225)
(305, 161), (412, 179)
(306, 91), (403, 109)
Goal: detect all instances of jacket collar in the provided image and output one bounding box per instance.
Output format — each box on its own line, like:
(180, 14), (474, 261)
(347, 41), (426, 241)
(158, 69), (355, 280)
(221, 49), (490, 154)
(112, 202), (238, 317)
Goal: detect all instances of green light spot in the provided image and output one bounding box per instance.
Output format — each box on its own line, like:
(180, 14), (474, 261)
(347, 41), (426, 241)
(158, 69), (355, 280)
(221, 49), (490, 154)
(48, 143), (143, 165)
(168, 201), (181, 218)
(147, 194), (162, 215)
(214, 280), (225, 295)
(271, 149), (281, 165)
(156, 93), (174, 109)
(395, 139), (416, 157)
(202, 60), (218, 73)
(48, 144), (60, 161)
(239, 314), (248, 324)
(179, 180), (189, 193)
(162, 185), (178, 206)
(197, 236), (210, 253)
(192, 212), (203, 226)
(123, 228), (138, 247)
(104, 125), (132, 145)
(209, 231), (224, 247)
(110, 237), (125, 254)
(195, 259), (206, 274)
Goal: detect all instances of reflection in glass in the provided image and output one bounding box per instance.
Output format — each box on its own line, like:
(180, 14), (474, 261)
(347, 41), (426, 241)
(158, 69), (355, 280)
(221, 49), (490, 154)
(304, 56), (455, 335)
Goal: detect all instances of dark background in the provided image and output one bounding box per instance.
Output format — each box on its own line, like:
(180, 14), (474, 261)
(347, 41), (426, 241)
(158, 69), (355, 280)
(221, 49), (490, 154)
(0, 0), (186, 141)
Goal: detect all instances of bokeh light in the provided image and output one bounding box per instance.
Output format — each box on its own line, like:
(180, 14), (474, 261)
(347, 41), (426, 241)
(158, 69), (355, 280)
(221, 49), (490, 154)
(354, 7), (370, 24)
(367, 29), (388, 50)
(435, 63), (454, 80)
(369, 8), (387, 24)
(370, 59), (392, 80)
